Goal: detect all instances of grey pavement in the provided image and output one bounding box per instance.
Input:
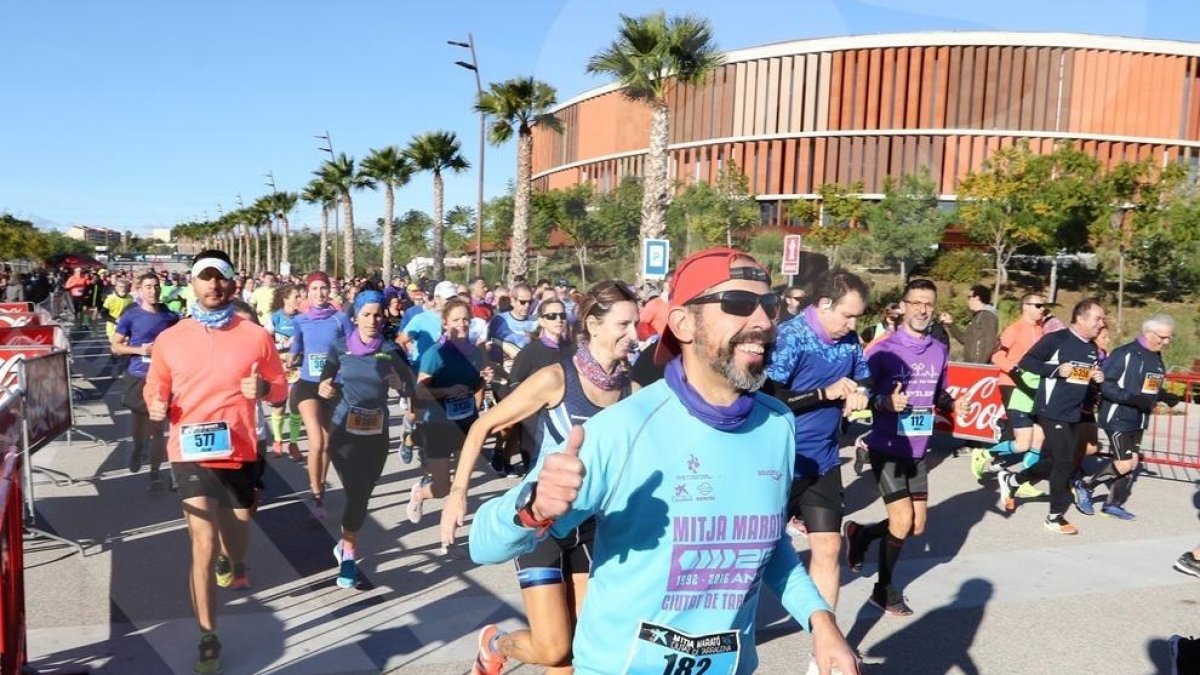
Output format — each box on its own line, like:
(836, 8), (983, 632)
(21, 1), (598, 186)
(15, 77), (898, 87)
(19, 331), (1200, 674)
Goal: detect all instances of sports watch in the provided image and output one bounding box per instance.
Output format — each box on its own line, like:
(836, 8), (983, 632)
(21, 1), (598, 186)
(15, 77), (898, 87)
(514, 481), (554, 537)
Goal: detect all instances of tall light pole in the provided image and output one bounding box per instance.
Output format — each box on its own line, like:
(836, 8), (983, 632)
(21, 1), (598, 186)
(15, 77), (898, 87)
(449, 35), (485, 279)
(316, 131), (339, 278)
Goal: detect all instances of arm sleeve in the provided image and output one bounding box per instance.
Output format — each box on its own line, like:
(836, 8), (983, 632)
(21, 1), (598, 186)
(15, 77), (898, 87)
(763, 379), (825, 412)
(320, 345), (341, 382)
(765, 534), (831, 633)
(489, 315), (512, 344)
(851, 342), (872, 384)
(115, 312), (133, 338)
(946, 323), (966, 345)
(1018, 334), (1060, 378)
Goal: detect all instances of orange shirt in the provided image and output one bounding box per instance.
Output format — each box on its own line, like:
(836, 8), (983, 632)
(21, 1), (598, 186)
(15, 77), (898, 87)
(991, 319), (1043, 386)
(144, 315), (287, 465)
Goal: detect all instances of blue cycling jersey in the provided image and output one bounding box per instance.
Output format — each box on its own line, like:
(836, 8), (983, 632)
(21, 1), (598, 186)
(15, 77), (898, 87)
(765, 309), (869, 477)
(470, 380), (829, 675)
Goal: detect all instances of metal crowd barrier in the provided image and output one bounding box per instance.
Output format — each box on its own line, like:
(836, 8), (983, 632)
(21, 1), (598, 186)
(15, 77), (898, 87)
(0, 445), (26, 675)
(1142, 373), (1200, 469)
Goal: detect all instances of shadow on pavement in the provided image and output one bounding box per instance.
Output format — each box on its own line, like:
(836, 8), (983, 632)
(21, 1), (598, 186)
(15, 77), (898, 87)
(863, 578), (991, 674)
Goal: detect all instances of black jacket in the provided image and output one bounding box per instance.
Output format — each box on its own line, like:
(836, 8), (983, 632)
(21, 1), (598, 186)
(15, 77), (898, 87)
(1019, 329), (1100, 423)
(1099, 339), (1167, 432)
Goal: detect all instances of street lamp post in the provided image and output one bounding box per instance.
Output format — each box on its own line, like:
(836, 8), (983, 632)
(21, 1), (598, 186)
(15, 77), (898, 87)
(449, 35), (485, 280)
(315, 131), (339, 279)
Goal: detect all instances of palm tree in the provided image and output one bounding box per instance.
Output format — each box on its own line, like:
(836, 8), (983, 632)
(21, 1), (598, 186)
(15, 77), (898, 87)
(360, 146), (414, 281)
(315, 153), (374, 278)
(476, 77), (562, 285)
(587, 12), (723, 274)
(270, 191), (299, 271)
(406, 131), (469, 280)
(302, 179), (338, 273)
(251, 197), (276, 272)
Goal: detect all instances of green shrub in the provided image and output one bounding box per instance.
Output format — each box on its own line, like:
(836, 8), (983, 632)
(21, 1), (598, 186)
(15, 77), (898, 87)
(930, 249), (991, 284)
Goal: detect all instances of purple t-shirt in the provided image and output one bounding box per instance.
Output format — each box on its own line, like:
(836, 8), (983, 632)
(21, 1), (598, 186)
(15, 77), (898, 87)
(866, 328), (949, 460)
(114, 304), (179, 378)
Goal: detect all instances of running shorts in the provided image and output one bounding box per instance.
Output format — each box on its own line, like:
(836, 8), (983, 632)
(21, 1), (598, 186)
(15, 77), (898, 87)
(868, 450), (929, 504)
(786, 470), (844, 532)
(514, 517), (596, 588)
(1106, 429), (1143, 461)
(173, 461), (258, 509)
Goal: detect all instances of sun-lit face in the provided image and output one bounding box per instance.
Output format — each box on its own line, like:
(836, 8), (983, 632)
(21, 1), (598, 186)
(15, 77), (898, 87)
(1022, 296), (1047, 324)
(137, 278), (159, 305)
(443, 305), (471, 339)
(1144, 324), (1173, 353)
(682, 262), (776, 391)
(584, 300), (638, 359)
(901, 288), (937, 335)
(282, 288), (301, 314)
(1073, 305), (1107, 341)
(538, 301), (568, 339)
(308, 280), (330, 306)
(192, 268), (229, 311)
(817, 291), (866, 340)
(355, 302), (382, 339)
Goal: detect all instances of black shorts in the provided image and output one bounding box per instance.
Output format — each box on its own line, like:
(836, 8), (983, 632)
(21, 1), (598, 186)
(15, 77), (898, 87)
(422, 418), (475, 460)
(786, 470), (844, 533)
(290, 380), (330, 413)
(869, 451), (929, 504)
(1106, 429), (1143, 461)
(173, 461), (258, 509)
(120, 373), (148, 416)
(514, 517), (596, 588)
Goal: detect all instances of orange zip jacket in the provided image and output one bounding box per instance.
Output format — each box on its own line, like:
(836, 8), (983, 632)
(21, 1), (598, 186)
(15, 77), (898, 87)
(144, 315), (287, 466)
(990, 319), (1043, 386)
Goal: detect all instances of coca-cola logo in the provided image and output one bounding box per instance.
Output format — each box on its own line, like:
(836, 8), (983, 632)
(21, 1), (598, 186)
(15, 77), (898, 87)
(945, 376), (1003, 432)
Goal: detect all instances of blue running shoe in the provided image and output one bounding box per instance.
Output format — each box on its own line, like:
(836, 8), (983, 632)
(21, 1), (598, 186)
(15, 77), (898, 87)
(1102, 504), (1136, 521)
(336, 558), (358, 589)
(1072, 480), (1095, 516)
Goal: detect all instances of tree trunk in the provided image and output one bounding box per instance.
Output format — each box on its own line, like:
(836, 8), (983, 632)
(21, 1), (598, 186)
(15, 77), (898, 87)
(241, 224), (250, 273)
(382, 182), (395, 281)
(280, 214), (291, 269)
(265, 219), (275, 272)
(899, 259), (908, 286)
(319, 206), (329, 273)
(638, 101), (672, 280)
(1116, 247), (1126, 333)
(253, 227), (261, 274)
(432, 171), (446, 281)
(576, 246), (588, 286)
(1048, 255), (1060, 305)
(510, 131), (533, 286)
(342, 193), (356, 278)
(993, 245), (1005, 299)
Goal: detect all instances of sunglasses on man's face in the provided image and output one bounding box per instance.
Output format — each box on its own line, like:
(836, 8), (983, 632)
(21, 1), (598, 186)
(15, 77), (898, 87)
(514, 298), (531, 305)
(686, 290), (780, 318)
(541, 312), (566, 321)
(1024, 302), (1046, 309)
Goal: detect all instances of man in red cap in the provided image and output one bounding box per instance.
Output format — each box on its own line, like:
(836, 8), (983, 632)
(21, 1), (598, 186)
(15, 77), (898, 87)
(469, 247), (860, 675)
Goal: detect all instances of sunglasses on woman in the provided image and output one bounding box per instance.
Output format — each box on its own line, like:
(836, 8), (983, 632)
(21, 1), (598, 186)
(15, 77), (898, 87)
(540, 312), (566, 321)
(685, 290), (780, 318)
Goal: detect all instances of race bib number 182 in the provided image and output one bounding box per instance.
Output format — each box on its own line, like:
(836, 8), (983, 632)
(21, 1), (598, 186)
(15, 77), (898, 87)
(623, 622), (739, 675)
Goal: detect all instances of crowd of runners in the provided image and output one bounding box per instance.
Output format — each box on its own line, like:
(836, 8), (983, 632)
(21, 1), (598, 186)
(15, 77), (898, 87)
(66, 246), (1197, 674)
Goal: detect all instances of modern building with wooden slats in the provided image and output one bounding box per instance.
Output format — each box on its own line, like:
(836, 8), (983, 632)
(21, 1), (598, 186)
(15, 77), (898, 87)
(532, 31), (1200, 224)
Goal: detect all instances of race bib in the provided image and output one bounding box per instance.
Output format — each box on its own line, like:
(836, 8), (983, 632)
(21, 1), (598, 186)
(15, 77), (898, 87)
(307, 353), (327, 378)
(445, 396), (476, 421)
(179, 422), (233, 462)
(897, 406), (934, 437)
(1141, 373), (1164, 395)
(623, 622), (739, 675)
(1066, 362), (1093, 385)
(346, 406), (384, 436)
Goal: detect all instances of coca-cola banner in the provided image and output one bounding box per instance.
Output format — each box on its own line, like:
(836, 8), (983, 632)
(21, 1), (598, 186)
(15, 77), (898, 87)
(0, 303), (33, 313)
(935, 362), (1005, 444)
(0, 325), (67, 350)
(0, 313), (40, 328)
(21, 351), (71, 452)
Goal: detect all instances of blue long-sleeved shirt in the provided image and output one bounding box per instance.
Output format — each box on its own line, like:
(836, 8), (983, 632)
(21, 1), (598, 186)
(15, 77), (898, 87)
(469, 380), (830, 675)
(290, 310), (354, 383)
(488, 311), (537, 350)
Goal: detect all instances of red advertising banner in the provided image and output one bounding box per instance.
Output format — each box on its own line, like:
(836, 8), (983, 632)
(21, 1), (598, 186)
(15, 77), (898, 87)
(0, 325), (66, 349)
(934, 362), (1006, 443)
(0, 314), (40, 329)
(0, 304), (32, 313)
(20, 351), (71, 452)
(0, 348), (55, 393)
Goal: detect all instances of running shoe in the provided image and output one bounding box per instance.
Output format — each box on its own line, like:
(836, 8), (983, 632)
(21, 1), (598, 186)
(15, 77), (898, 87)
(473, 624), (508, 675)
(332, 541), (357, 564)
(843, 520), (866, 574)
(228, 563), (250, 590)
(1171, 635), (1200, 675)
(1043, 517), (1079, 535)
(868, 584), (913, 616)
(336, 558), (358, 589)
(213, 555), (233, 589)
(399, 437), (414, 464)
(491, 451), (509, 477)
(785, 517), (807, 538)
(852, 444), (869, 476)
(969, 448), (990, 480)
(407, 480), (426, 524)
(272, 441), (284, 458)
(998, 473), (1015, 513)
(1101, 504), (1136, 521)
(287, 442), (303, 462)
(1174, 552), (1200, 579)
(129, 445), (144, 474)
(1015, 482), (1046, 499)
(194, 633), (221, 675)
(310, 494), (326, 520)
(1071, 480), (1094, 516)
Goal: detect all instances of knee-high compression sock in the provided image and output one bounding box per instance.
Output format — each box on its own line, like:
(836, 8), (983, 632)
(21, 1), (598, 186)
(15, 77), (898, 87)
(989, 440), (1016, 456)
(270, 410), (284, 443)
(288, 413), (302, 443)
(1086, 461), (1119, 490)
(862, 520), (890, 544)
(1021, 448), (1042, 470)
(879, 533), (905, 587)
(1107, 472), (1134, 506)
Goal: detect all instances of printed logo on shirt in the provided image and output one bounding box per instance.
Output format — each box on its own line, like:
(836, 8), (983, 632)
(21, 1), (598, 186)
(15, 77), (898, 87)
(674, 453), (715, 503)
(661, 514), (780, 613)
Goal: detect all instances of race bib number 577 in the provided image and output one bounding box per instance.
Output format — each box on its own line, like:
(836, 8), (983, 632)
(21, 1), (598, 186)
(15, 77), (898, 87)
(623, 622), (739, 675)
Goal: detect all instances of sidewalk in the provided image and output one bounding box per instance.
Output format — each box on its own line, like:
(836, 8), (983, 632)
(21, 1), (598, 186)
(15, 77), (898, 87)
(21, 333), (1200, 674)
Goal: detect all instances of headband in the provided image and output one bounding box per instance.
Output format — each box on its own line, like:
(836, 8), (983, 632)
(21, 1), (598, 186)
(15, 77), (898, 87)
(190, 257), (234, 280)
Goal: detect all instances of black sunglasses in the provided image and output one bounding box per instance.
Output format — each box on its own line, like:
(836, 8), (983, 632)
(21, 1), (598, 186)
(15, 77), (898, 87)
(514, 298), (531, 305)
(540, 312), (566, 321)
(1024, 302), (1046, 309)
(686, 290), (780, 318)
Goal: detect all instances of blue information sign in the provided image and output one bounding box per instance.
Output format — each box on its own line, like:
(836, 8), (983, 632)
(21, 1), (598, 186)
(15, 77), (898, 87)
(642, 238), (670, 280)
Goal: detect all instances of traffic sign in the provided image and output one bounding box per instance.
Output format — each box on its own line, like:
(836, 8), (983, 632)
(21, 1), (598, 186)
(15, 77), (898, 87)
(642, 238), (670, 280)
(781, 234), (802, 275)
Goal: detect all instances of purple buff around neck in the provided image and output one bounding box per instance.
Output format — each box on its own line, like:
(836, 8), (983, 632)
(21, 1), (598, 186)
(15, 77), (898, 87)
(663, 357), (755, 431)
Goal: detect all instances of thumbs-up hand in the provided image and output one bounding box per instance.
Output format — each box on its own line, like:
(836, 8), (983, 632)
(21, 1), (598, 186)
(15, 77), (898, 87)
(882, 382), (909, 413)
(954, 395), (971, 420)
(148, 393), (168, 422)
(533, 425), (586, 521)
(241, 362), (262, 400)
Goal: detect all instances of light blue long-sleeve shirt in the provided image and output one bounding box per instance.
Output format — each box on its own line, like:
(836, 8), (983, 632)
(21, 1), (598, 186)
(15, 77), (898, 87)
(469, 380), (830, 675)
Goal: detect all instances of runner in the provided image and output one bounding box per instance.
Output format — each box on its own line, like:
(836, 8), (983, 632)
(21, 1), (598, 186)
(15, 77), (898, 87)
(998, 299), (1106, 534)
(502, 295), (573, 473)
(99, 277), (135, 339)
(251, 271), (277, 325)
(290, 271), (354, 517)
(489, 283), (538, 355)
(403, 280), (457, 364)
(843, 278), (968, 616)
(266, 283), (304, 461)
(763, 270), (871, 616)
(468, 247), (859, 675)
(1075, 315), (1175, 520)
(316, 289), (416, 589)
(443, 282), (637, 675)
(407, 298), (493, 525)
(110, 272), (179, 486)
(144, 250), (288, 674)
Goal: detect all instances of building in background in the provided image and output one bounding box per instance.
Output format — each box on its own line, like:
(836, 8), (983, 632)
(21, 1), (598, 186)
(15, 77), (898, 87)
(533, 31), (1200, 225)
(65, 225), (122, 247)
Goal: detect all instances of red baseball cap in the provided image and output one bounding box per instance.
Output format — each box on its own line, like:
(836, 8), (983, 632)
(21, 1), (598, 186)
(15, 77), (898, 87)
(653, 247), (769, 365)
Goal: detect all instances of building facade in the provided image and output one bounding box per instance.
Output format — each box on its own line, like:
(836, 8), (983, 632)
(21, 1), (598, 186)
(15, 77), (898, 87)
(532, 31), (1200, 224)
(65, 225), (122, 247)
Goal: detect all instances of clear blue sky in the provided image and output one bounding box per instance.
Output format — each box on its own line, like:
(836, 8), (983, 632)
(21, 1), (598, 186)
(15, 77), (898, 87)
(1, 0), (1195, 236)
